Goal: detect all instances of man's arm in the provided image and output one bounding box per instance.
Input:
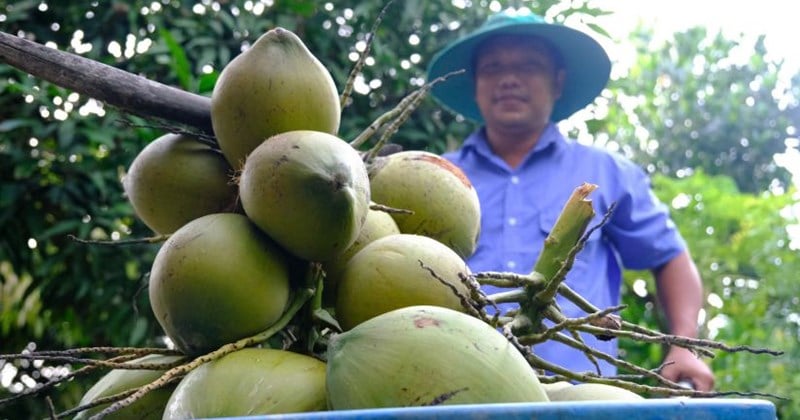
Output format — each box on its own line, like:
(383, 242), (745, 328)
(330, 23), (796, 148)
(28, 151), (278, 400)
(653, 250), (715, 391)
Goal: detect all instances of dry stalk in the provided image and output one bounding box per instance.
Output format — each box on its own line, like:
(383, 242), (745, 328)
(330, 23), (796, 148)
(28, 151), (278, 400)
(420, 261), (484, 319)
(68, 234), (170, 246)
(369, 202), (414, 215)
(339, 0), (396, 109)
(525, 348), (781, 399)
(351, 69), (464, 153)
(114, 115), (218, 146)
(89, 287), (316, 419)
(349, 90), (419, 149)
(1, 346), (180, 359)
(476, 271), (545, 288)
(3, 354), (184, 370)
(361, 70), (466, 162)
(0, 354), (142, 407)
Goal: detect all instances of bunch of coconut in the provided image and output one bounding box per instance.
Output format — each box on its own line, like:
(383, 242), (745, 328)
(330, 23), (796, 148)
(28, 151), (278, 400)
(83, 26), (640, 419)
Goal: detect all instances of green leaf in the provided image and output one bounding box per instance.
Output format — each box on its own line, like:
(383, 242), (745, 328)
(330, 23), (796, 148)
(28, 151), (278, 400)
(0, 118), (31, 132)
(313, 308), (342, 331)
(159, 28), (193, 91)
(57, 119), (76, 149)
(198, 72), (219, 94)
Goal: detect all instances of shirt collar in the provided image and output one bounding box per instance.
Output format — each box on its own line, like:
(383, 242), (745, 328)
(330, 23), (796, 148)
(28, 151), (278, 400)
(459, 122), (564, 163)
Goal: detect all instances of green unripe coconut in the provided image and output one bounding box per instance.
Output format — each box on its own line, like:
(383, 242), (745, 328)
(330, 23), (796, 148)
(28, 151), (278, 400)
(326, 305), (549, 409)
(335, 234), (471, 330)
(74, 354), (184, 420)
(123, 133), (237, 234)
(321, 204), (400, 299)
(541, 381), (574, 399)
(239, 130), (370, 262)
(210, 27), (341, 168)
(149, 213), (291, 356)
(368, 151), (480, 259)
(163, 348), (326, 419)
(547, 382), (644, 401)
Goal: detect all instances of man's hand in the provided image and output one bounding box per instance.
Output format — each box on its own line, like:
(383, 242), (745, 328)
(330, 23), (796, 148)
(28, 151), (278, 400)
(660, 345), (715, 392)
(653, 252), (714, 392)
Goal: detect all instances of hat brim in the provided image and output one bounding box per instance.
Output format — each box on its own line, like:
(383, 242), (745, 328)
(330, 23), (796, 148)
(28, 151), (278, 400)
(427, 20), (611, 122)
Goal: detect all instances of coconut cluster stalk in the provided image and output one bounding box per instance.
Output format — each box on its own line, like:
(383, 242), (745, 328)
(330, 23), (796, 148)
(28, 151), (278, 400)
(462, 184), (784, 398)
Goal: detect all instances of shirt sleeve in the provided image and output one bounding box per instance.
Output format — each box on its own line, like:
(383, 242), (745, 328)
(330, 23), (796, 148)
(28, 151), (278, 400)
(603, 158), (687, 271)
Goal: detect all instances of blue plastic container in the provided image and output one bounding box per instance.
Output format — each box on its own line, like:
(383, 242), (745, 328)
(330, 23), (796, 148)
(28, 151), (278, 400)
(208, 398), (776, 420)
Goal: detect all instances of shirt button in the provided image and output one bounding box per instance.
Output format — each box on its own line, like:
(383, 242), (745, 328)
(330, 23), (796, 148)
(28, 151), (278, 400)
(508, 217), (517, 226)
(507, 261), (517, 269)
(510, 176), (520, 184)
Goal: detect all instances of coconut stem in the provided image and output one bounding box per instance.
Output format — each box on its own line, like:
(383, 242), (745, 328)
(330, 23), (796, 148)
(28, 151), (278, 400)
(510, 183), (597, 336)
(485, 289), (528, 304)
(474, 271), (545, 288)
(532, 183), (597, 294)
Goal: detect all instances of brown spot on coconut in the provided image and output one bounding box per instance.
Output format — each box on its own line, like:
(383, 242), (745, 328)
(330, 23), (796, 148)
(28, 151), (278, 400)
(415, 153), (473, 189)
(368, 151), (480, 259)
(414, 317), (441, 328)
(326, 305), (549, 409)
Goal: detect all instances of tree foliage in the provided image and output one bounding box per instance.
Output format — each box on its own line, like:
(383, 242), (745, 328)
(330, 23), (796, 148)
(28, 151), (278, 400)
(602, 26), (799, 193)
(1, 0), (798, 418)
(619, 172), (799, 416)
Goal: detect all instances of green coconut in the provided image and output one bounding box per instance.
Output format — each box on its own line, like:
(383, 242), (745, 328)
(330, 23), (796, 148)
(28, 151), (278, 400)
(239, 130), (370, 262)
(541, 381), (574, 398)
(210, 27), (340, 168)
(74, 354), (184, 420)
(148, 213), (291, 356)
(326, 305), (549, 409)
(122, 133), (237, 234)
(546, 383), (645, 401)
(368, 150), (480, 259)
(334, 233), (471, 330)
(321, 204), (400, 299)
(163, 348), (326, 419)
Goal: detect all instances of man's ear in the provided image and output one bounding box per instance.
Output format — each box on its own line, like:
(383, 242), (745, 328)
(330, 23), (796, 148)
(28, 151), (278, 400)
(553, 69), (566, 99)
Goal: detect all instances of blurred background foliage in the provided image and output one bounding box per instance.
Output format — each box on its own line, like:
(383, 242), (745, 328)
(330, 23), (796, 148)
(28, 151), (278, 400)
(0, 0), (798, 418)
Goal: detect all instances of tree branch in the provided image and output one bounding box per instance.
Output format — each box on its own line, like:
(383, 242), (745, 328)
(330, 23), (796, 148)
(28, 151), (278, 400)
(0, 31), (214, 135)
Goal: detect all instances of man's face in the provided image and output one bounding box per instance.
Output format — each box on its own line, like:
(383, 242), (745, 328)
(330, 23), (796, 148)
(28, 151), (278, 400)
(474, 35), (564, 132)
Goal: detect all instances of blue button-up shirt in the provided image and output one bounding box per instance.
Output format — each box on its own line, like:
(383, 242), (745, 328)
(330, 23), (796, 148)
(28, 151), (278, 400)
(443, 123), (686, 376)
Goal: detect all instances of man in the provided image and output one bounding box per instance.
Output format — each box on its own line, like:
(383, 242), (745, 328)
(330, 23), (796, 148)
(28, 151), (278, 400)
(427, 9), (714, 391)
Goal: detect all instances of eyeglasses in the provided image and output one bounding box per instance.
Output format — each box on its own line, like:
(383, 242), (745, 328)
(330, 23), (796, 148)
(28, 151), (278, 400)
(475, 60), (555, 78)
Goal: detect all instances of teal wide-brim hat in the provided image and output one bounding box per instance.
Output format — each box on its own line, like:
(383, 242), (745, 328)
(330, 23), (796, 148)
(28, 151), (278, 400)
(427, 10), (611, 122)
